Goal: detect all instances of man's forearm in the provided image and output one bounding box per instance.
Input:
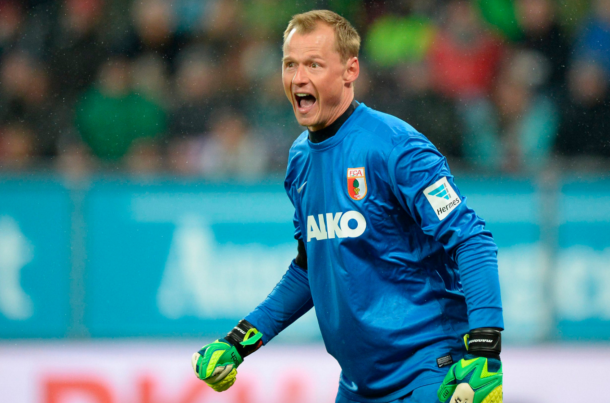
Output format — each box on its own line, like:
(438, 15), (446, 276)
(454, 233), (504, 330)
(191, 261), (311, 392)
(245, 259), (313, 344)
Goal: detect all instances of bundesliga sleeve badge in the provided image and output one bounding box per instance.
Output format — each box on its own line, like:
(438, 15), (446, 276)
(347, 167), (368, 201)
(424, 177), (461, 220)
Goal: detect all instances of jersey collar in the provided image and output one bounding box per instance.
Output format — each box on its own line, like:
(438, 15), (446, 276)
(307, 101), (362, 151)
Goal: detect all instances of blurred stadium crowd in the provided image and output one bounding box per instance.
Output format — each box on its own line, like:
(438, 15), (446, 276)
(0, 0), (608, 178)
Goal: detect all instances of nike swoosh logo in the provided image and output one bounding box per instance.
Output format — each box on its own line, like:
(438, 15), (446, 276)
(344, 381), (358, 392)
(297, 181), (307, 193)
(340, 375), (358, 392)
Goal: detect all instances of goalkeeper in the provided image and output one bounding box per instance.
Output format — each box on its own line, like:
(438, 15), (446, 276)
(192, 10), (503, 403)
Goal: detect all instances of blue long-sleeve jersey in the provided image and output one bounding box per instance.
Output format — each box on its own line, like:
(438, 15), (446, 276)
(246, 104), (503, 402)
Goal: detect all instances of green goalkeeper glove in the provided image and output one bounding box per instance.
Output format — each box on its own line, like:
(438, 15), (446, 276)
(438, 328), (503, 403)
(191, 320), (263, 392)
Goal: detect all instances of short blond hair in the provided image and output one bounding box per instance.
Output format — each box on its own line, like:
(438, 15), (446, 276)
(283, 10), (360, 63)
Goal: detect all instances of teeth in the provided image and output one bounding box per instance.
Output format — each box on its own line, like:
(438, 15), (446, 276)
(296, 93), (310, 97)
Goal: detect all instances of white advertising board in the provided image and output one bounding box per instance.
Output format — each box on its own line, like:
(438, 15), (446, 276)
(0, 343), (608, 403)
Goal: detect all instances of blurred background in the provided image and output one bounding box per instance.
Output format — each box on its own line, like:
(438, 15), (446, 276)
(0, 0), (609, 402)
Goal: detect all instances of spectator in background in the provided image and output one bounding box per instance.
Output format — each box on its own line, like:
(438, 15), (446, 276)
(197, 0), (244, 68)
(239, 37), (299, 172)
(376, 61), (464, 162)
(174, 109), (268, 180)
(0, 0), (24, 61)
(74, 57), (167, 166)
(171, 0), (213, 35)
(363, 3), (436, 113)
(117, 0), (183, 73)
(242, 0), (303, 40)
(555, 61), (610, 165)
(131, 53), (170, 105)
(245, 74), (300, 173)
(0, 122), (35, 170)
(476, 0), (522, 41)
(364, 9), (436, 68)
(429, 0), (504, 100)
(170, 46), (220, 140)
(0, 52), (60, 157)
(461, 50), (558, 173)
(515, 0), (570, 93)
(192, 0), (250, 108)
(574, 0), (610, 76)
(40, 0), (110, 150)
(47, 0), (108, 101)
(241, 0), (364, 41)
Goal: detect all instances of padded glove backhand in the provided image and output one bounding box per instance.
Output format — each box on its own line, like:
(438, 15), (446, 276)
(438, 355), (502, 403)
(192, 339), (242, 392)
(438, 328), (503, 403)
(191, 320), (263, 392)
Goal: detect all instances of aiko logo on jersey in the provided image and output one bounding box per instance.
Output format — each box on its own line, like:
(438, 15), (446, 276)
(307, 211), (366, 242)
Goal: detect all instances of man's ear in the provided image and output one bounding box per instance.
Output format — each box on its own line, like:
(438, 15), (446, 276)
(344, 57), (359, 85)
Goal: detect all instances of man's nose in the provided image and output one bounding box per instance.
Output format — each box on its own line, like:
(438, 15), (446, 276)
(292, 65), (308, 85)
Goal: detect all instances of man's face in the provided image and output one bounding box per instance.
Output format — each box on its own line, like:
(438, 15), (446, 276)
(282, 24), (355, 131)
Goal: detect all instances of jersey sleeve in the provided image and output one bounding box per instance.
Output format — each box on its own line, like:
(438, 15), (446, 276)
(244, 157), (313, 343)
(292, 210), (303, 241)
(244, 260), (313, 344)
(387, 132), (503, 330)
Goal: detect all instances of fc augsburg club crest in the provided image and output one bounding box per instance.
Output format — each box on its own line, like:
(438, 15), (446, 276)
(347, 167), (367, 201)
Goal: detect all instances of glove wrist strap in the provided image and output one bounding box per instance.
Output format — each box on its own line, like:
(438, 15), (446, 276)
(225, 319), (263, 359)
(466, 328), (501, 360)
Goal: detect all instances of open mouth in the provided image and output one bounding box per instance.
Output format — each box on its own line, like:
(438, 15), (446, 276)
(295, 93), (317, 114)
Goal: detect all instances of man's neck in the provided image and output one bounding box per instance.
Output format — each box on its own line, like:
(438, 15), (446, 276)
(308, 99), (359, 144)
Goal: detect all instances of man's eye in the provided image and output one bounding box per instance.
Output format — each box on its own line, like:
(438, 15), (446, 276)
(311, 63), (319, 68)
(286, 62), (295, 68)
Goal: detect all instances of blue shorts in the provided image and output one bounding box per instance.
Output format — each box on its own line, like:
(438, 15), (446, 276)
(335, 382), (441, 403)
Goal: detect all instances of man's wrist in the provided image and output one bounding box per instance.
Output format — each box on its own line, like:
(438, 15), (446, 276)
(224, 319), (264, 359)
(466, 328), (501, 360)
